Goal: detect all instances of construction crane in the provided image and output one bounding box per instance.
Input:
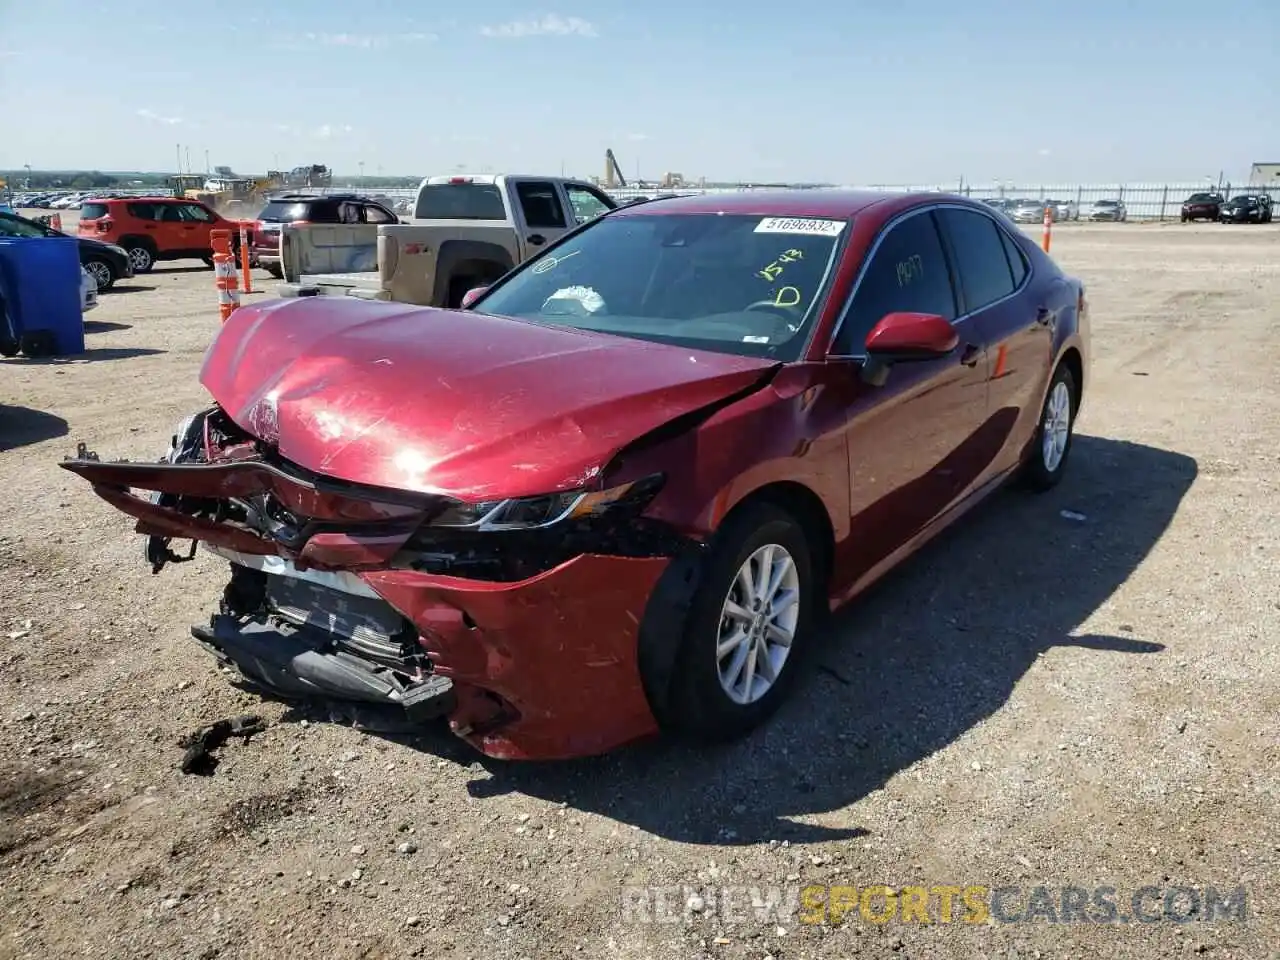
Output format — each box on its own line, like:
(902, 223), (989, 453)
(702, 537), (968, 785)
(604, 149), (627, 189)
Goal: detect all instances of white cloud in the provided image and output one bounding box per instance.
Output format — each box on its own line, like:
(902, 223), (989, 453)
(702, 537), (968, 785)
(0, 50), (24, 58)
(1038, 147), (1052, 156)
(626, 133), (650, 142)
(298, 31), (435, 48)
(137, 108), (183, 126)
(312, 124), (355, 140)
(480, 14), (597, 38)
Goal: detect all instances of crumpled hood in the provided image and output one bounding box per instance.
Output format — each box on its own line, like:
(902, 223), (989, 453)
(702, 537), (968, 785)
(201, 298), (776, 501)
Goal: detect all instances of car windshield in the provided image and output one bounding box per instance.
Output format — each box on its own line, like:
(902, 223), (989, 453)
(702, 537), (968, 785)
(1095, 200), (1118, 207)
(473, 212), (846, 361)
(1187, 193), (1217, 202)
(1228, 196), (1256, 204)
(0, 213), (48, 238)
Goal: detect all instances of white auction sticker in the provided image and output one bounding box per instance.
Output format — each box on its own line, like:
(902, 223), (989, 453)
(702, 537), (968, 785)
(753, 217), (846, 237)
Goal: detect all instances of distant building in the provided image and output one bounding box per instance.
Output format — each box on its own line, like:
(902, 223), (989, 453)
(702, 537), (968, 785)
(1248, 162), (1280, 185)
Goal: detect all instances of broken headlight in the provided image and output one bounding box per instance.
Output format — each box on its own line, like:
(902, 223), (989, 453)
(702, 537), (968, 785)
(429, 474), (665, 531)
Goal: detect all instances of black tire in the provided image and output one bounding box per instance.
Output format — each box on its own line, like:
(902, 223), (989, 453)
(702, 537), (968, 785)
(201, 256), (214, 268)
(125, 242), (155, 273)
(1180, 215), (1188, 223)
(83, 257), (116, 291)
(266, 263), (283, 280)
(1020, 363), (1078, 491)
(659, 502), (816, 742)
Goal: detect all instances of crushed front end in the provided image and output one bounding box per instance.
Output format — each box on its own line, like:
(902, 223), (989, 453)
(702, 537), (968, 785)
(62, 406), (698, 760)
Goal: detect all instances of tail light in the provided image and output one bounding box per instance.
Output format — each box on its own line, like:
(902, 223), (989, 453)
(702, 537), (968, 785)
(448, 177), (472, 184)
(97, 219), (112, 233)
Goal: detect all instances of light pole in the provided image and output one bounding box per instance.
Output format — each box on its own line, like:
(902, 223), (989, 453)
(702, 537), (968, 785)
(358, 161), (365, 185)
(23, 164), (31, 189)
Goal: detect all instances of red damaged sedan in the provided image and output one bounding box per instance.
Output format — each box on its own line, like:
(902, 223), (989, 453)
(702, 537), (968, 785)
(62, 190), (1089, 761)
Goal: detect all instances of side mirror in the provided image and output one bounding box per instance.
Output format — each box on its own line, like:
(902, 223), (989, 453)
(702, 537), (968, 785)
(865, 311), (958, 358)
(856, 312), (958, 387)
(460, 286), (489, 309)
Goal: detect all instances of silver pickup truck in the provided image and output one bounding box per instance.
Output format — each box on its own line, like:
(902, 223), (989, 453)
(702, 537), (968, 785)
(277, 174), (619, 307)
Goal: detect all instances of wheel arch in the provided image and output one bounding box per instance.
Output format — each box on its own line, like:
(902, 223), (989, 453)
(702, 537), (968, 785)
(118, 233), (157, 252)
(1058, 346), (1084, 412)
(711, 480), (836, 609)
(432, 240), (515, 306)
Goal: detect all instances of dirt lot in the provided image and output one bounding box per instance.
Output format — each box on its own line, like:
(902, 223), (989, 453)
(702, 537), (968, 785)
(1, 219), (1277, 960)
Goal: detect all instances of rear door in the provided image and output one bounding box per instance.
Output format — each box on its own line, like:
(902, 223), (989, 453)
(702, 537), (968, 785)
(830, 206), (993, 580)
(510, 179), (573, 259)
(935, 205), (1051, 479)
(127, 202), (165, 247)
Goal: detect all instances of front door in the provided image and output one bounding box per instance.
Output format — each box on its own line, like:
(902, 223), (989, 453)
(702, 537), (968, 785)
(177, 202), (219, 255)
(827, 207), (994, 587)
(511, 179), (573, 261)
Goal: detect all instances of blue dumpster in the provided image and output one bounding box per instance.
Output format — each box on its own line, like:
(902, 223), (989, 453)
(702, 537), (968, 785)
(0, 235), (85, 357)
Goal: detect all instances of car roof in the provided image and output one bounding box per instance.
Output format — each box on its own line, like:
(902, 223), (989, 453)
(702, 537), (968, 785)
(608, 189), (921, 220)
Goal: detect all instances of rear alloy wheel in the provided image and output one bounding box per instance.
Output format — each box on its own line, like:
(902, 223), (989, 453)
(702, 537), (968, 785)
(661, 502), (815, 741)
(84, 258), (115, 290)
(126, 243), (155, 273)
(1021, 363), (1078, 491)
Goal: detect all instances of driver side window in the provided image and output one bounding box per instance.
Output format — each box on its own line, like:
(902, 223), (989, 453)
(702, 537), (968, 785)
(833, 210), (955, 355)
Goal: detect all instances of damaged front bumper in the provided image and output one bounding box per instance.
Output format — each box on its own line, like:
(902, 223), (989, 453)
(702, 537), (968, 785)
(61, 408), (699, 760)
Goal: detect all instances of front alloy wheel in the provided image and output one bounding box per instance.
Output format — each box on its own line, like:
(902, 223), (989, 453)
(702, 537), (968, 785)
(716, 544), (800, 705)
(657, 502), (815, 741)
(85, 259), (114, 290)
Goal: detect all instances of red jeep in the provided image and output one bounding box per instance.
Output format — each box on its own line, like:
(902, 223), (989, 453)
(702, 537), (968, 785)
(78, 197), (249, 273)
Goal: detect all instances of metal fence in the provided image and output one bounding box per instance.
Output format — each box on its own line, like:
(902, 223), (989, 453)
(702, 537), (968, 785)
(24, 181), (1279, 222)
(320, 181), (1279, 222)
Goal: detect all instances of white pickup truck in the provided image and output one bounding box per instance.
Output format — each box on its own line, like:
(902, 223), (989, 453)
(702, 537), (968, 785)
(276, 174), (621, 307)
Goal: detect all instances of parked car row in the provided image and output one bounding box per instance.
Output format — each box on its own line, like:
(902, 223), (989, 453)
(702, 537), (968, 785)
(981, 192), (1275, 226)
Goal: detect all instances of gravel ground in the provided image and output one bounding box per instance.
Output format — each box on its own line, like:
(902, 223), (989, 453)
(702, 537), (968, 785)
(1, 218), (1277, 960)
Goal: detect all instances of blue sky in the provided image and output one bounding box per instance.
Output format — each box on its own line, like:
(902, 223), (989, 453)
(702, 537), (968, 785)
(1, 0), (1275, 184)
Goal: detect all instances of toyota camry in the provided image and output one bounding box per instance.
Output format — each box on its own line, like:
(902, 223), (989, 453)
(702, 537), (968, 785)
(62, 190), (1090, 760)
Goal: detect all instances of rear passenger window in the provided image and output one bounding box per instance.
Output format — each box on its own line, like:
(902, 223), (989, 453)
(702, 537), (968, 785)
(515, 181), (567, 229)
(1000, 229), (1027, 287)
(127, 203), (158, 221)
(936, 208), (1015, 312)
(338, 202), (362, 224)
(834, 210), (955, 355)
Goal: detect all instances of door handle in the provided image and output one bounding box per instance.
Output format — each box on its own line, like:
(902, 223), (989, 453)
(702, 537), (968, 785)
(527, 234), (546, 246)
(959, 343), (981, 367)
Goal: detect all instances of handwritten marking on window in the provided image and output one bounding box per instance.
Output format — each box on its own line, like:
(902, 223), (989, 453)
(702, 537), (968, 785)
(757, 248), (804, 282)
(531, 249), (581, 275)
(895, 254), (924, 287)
(772, 286), (802, 308)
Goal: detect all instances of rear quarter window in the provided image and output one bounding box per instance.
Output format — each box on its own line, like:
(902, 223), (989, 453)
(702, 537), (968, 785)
(79, 203), (110, 220)
(415, 184), (506, 220)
